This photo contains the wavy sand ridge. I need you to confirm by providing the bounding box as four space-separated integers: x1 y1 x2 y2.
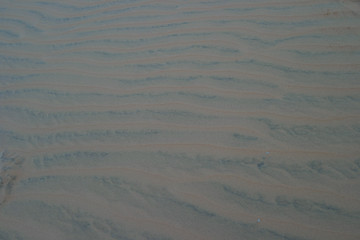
1 0 360 239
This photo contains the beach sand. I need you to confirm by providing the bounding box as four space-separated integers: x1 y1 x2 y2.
1 0 360 239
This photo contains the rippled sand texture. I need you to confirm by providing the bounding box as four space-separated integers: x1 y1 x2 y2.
1 0 360 239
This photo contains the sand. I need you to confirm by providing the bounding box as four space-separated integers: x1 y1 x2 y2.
1 0 360 239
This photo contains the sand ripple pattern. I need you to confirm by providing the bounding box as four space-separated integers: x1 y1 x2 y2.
1 0 360 239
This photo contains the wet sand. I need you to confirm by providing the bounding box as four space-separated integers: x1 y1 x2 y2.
1 0 360 239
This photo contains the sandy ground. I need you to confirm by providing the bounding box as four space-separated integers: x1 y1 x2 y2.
1 0 360 239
